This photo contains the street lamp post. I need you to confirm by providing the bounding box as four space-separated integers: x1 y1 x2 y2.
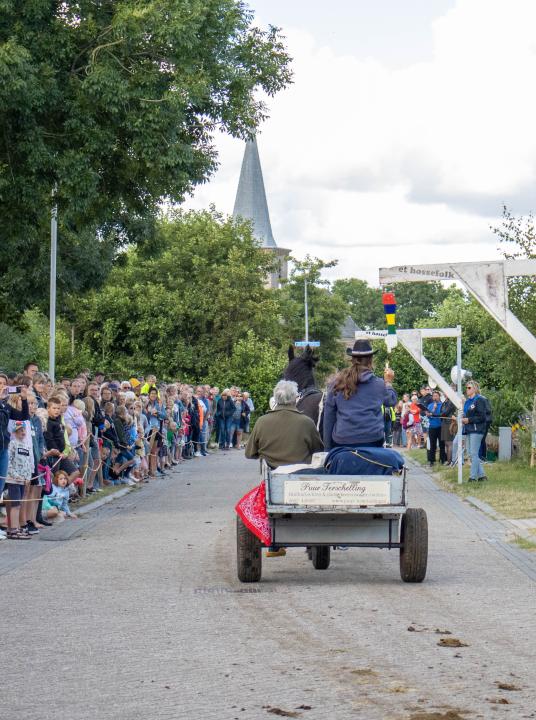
49 201 57 383
304 278 309 344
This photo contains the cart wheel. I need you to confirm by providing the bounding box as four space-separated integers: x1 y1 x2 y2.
400 508 428 583
237 516 262 583
311 545 330 570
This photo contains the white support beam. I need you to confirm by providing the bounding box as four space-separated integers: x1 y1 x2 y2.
379 260 536 364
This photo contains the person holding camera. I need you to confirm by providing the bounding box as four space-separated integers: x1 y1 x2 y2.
0 376 30 524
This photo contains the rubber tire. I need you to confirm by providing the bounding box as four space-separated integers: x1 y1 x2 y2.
400 508 428 583
311 545 330 570
237 516 262 583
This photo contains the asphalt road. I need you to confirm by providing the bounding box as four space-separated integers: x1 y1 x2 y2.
1 450 535 720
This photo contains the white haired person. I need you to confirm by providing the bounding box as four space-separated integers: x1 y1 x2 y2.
238 380 323 558
245 381 323 468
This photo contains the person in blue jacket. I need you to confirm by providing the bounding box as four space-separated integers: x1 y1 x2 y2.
426 390 446 466
323 340 397 450
462 380 488 482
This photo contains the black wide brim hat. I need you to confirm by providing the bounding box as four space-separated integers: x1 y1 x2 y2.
346 339 377 357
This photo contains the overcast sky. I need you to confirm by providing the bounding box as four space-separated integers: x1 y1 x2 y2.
186 0 536 286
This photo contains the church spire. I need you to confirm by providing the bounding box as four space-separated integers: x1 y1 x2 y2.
233 137 277 249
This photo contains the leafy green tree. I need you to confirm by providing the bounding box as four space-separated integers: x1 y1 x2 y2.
279 256 348 380
332 278 384 330
373 342 428 398
493 206 536 333
216 329 285 417
71 209 282 378
0 0 292 313
390 281 450 329
332 278 450 331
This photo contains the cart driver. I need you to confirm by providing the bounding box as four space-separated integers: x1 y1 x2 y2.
323 340 397 450
245 380 323 469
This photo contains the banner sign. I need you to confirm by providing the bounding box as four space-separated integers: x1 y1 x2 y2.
379 264 457 284
283 479 391 506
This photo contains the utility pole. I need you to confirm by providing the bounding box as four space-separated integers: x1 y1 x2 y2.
49 199 57 383
304 278 309 343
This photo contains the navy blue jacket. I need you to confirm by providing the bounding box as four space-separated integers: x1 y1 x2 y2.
463 395 487 434
323 371 397 450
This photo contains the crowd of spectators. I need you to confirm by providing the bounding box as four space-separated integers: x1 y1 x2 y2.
384 381 492 480
0 362 254 541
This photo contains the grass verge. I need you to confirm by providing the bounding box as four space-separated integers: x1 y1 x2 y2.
406 448 536 519
512 534 536 552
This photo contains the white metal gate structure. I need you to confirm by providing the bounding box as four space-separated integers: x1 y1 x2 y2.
354 328 465 484
378 258 536 479
379 260 536 362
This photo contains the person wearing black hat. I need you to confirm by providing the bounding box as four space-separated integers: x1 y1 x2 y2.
323 340 397 450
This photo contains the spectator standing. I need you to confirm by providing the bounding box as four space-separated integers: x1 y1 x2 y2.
479 394 493 461
426 390 446 466
230 392 244 448
145 387 166 476
440 393 457 464
462 380 488 482
3 387 31 473
392 401 403 447
242 392 254 433
5 421 33 539
216 389 235 450
404 394 423 450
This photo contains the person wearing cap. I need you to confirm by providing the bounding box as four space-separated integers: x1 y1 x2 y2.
323 340 397 451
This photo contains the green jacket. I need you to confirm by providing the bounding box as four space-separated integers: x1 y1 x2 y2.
245 405 324 468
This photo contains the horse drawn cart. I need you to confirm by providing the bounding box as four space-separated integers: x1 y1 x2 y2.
236 452 428 584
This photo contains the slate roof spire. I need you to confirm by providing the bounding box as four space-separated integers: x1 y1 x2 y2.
233 137 277 249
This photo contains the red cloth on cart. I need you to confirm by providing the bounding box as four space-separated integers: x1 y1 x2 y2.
235 481 272 546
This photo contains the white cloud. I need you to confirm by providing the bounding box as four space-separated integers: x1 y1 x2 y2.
185 0 536 285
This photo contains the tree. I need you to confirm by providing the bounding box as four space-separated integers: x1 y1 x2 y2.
332 278 384 330
493 205 536 334
279 256 348 380
390 281 450 329
0 0 292 313
217 330 285 417
71 209 283 378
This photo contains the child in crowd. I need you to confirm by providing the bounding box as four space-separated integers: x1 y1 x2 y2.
134 424 149 480
44 396 79 486
43 470 78 520
5 421 34 539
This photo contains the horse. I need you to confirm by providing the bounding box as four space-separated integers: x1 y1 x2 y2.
282 345 324 429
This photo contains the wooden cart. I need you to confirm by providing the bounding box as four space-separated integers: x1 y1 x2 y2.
237 462 428 583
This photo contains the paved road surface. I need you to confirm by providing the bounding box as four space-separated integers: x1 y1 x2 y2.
1 451 535 720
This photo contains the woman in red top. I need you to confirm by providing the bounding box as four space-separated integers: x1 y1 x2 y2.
404 393 423 450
